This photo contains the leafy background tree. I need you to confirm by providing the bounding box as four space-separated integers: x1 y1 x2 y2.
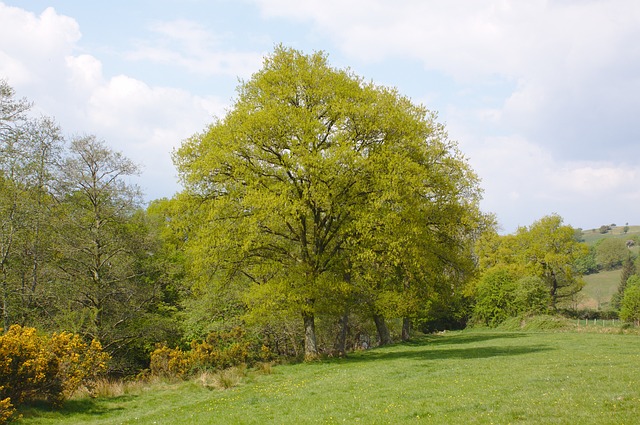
474 214 587 325
50 136 177 371
620 275 640 325
595 238 629 270
0 81 64 330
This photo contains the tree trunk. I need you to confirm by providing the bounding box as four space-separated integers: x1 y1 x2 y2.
2 279 8 333
303 311 318 361
402 317 411 341
335 311 349 357
373 314 392 346
549 269 558 310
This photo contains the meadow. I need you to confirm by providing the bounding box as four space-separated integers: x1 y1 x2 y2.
580 269 621 309
17 327 640 425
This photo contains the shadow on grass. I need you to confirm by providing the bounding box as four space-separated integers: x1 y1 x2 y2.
345 344 551 363
338 332 550 363
19 395 133 421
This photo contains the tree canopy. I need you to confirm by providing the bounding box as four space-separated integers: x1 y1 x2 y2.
475 214 588 313
174 46 487 359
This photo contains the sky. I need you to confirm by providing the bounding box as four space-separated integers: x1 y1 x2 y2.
1 0 639 233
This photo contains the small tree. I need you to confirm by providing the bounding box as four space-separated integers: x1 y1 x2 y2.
620 276 640 325
595 238 628 270
612 256 636 310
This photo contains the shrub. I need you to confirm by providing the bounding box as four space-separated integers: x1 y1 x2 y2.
472 268 518 327
0 325 109 413
149 326 267 380
0 395 16 424
149 345 190 379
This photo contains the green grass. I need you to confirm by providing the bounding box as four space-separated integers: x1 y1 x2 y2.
580 269 621 309
17 329 640 424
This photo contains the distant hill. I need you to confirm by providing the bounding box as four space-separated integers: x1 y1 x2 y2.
577 225 639 311
580 225 640 245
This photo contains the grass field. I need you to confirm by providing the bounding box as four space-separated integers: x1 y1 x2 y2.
17 329 640 425
579 269 621 309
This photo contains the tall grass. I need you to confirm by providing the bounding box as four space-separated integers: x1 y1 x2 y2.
18 329 640 424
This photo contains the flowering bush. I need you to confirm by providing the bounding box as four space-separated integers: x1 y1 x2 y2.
0 395 15 424
149 344 190 379
150 327 270 379
0 324 109 421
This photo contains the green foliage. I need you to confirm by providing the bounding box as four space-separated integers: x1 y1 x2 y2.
599 224 611 234
174 46 485 357
496 315 571 331
49 136 178 373
472 268 518 326
472 269 549 326
574 246 598 275
620 276 640 324
595 238 629 270
0 325 109 415
611 257 636 311
476 214 587 309
0 81 63 331
513 276 551 314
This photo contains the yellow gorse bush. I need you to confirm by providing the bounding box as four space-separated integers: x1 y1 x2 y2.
0 395 15 424
149 344 191 379
0 324 110 423
150 327 262 379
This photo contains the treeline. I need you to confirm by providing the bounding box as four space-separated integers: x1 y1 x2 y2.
0 80 180 374
3 47 640 396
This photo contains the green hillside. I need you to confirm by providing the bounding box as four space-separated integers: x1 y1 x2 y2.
580 269 620 309
577 225 639 310
580 224 640 245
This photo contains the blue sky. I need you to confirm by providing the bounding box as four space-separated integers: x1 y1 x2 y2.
1 0 639 233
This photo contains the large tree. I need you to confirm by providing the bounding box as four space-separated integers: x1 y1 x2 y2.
175 46 484 359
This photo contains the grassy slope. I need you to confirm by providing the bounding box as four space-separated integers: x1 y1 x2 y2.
18 329 640 425
580 269 621 309
577 225 639 309
581 225 640 244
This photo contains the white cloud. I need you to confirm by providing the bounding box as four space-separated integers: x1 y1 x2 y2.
85 75 225 185
254 0 640 157
0 4 226 201
459 134 640 231
126 19 264 78
0 4 80 86
550 164 638 196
